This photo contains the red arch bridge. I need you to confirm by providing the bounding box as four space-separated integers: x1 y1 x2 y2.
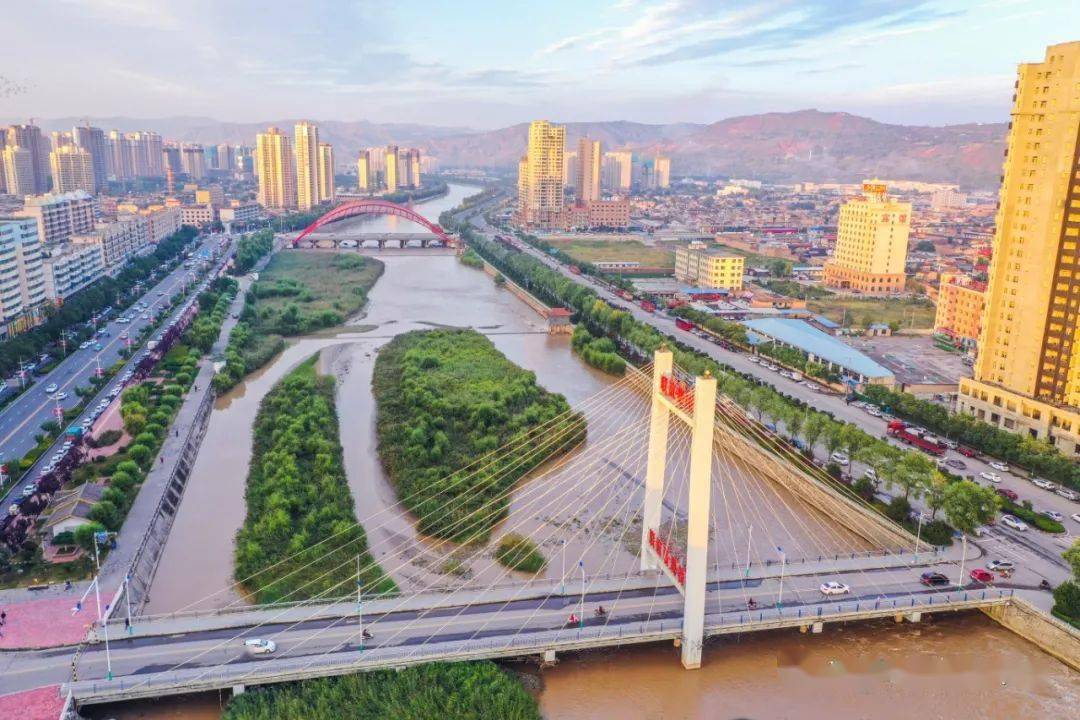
291 199 457 249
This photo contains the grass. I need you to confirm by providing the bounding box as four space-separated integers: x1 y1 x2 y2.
549 239 674 269
495 533 546 573
807 296 937 330
253 251 384 327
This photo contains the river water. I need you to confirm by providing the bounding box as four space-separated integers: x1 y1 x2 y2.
122 184 1078 718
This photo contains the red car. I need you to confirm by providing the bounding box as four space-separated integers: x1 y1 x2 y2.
958 446 978 457
969 568 994 583
996 488 1019 502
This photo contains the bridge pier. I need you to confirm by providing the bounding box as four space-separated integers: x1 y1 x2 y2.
641 349 672 572
232 685 246 695
541 649 558 667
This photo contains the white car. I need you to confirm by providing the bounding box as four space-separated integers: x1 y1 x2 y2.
863 468 877 481
1000 514 1028 531
1057 488 1078 502
1043 510 1065 522
986 560 1015 572
979 471 1001 484
244 638 276 655
989 461 1009 472
866 407 882 417
747 357 759 364
53 391 68 401
820 581 850 596
1071 513 1080 524
830 452 850 466
1032 478 1056 491
45 383 58 393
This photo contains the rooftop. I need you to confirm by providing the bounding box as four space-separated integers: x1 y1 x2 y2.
741 317 894 380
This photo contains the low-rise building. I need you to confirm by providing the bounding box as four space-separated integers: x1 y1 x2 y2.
181 203 216 227
141 206 182 243
934 276 985 349
674 246 745 291
71 216 148 268
195 185 224 206
219 202 260 224
40 483 105 540
16 190 96 245
41 242 107 302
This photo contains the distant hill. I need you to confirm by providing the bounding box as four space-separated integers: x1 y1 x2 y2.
13 109 1006 188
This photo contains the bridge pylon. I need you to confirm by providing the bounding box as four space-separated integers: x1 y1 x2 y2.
641 347 717 669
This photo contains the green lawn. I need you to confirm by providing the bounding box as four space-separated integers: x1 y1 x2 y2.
550 239 674 268
807 296 937 329
252 251 384 332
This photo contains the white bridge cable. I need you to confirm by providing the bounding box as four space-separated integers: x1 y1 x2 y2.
105 399 656 691
220 412 662 685
163 366 652 616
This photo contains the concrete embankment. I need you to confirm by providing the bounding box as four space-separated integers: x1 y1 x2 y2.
982 596 1080 671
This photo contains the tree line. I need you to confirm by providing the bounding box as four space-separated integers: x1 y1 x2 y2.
373 329 585 542
230 229 274 275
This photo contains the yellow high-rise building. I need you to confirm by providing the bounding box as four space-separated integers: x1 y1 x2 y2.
385 145 399 193
958 41 1080 451
49 145 96 195
317 142 335 202
674 246 744 291
294 121 320 211
255 127 296 209
357 151 371 192
517 120 565 229
823 181 911 295
574 137 601 205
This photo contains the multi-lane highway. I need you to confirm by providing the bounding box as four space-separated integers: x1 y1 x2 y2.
0 235 224 511
465 207 1079 583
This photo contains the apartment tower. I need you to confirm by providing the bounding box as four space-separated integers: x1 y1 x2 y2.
49 145 96 194
255 127 297 209
574 137 601 205
72 125 109 188
6 124 50 193
294 121 320 210
357 150 371 192
317 142 335 202
517 120 566 229
958 41 1080 451
385 145 399 193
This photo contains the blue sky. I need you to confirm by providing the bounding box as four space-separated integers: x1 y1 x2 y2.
1 0 1076 128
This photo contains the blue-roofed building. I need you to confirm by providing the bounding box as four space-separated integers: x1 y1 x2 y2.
742 317 895 387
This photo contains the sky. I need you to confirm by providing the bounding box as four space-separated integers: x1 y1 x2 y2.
0 0 1076 129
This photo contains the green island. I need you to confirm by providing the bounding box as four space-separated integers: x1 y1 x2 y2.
221 662 540 720
571 326 625 375
234 356 394 604
373 329 585 542
215 250 384 392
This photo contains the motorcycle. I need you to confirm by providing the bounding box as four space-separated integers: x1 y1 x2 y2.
594 606 607 618
1039 579 1052 591
567 614 580 627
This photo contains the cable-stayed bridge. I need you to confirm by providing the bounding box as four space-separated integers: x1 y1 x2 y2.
23 350 1020 708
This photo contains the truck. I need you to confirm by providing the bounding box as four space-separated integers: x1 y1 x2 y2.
887 420 946 456
640 300 656 313
568 265 581 275
675 318 695 331
616 289 634 301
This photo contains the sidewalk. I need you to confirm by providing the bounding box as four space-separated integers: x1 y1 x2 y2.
0 685 64 720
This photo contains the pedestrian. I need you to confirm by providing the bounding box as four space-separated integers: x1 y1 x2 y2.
1 610 6 625
160 456 164 465
64 580 72 591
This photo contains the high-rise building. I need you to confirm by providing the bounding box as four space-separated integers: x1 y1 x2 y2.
408 148 421 189
602 150 633 192
516 120 565 229
654 155 671 189
958 41 1080 450
317 142 335 202
107 130 133 181
50 131 74 149
385 145 399 193
934 276 985 350
0 216 47 337
357 150 371 192
72 125 109 189
294 121 320 210
822 181 911 295
49 145 96 194
127 131 164 177
162 145 183 178
17 190 96 246
255 127 296 209
6 124 50 193
216 143 234 172
574 137 601 205
180 144 206 180
2 146 37 197
235 145 253 176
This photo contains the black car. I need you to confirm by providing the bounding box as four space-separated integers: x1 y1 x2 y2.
920 571 950 587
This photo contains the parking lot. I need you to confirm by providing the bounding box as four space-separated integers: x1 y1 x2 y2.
846 334 970 389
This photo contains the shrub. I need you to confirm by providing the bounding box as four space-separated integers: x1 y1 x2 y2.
109 470 135 492
1053 581 1080 620
885 496 912 524
73 522 107 551
495 533 546 573
128 444 152 466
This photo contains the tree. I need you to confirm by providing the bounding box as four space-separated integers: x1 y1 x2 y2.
783 408 805 444
941 480 999 534
73 522 107 552
854 442 899 489
802 413 830 455
923 471 949 520
888 452 935 500
1064 540 1080 580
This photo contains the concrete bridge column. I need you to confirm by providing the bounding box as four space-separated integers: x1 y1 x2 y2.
681 371 717 670
641 349 673 571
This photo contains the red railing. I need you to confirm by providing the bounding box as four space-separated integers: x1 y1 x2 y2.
647 528 686 586
659 373 694 413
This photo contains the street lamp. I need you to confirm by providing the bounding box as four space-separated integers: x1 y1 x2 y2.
957 533 968 590
776 546 786 608
579 560 585 629
913 513 925 563
744 525 753 578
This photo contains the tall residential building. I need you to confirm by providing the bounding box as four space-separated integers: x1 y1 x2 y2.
385 145 399 193
107 130 134 180
822 181 911 295
516 120 565 229
2 146 37 197
216 143 234 172
408 148 421 189
6 124 50 193
317 142 335 202
654 155 671 189
294 121 320 210
180 144 206 180
162 145 183 177
357 150 371 192
128 131 164 177
602 150 633 192
574 137 601 205
674 246 745 291
17 190 96 246
49 145 96 194
72 125 108 189
50 131 74 149
958 41 1080 450
255 127 296 209
0 216 47 337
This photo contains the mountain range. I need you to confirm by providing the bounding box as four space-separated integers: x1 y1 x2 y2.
9 110 1007 189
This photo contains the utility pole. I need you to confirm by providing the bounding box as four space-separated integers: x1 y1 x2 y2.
92 532 113 681
578 560 585 629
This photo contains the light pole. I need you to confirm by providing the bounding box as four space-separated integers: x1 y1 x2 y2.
579 560 585 629
560 539 566 595
356 554 364 650
744 525 753 577
92 532 113 681
957 534 968 590
913 514 925 563
776 546 786 608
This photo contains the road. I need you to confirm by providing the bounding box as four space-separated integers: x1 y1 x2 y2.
0 235 225 513
0 555 1021 698
465 209 1079 583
